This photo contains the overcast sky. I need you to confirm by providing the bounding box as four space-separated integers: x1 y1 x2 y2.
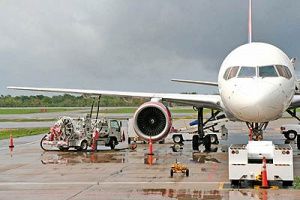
1 0 300 96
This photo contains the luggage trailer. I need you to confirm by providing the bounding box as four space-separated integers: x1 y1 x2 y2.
229 141 293 187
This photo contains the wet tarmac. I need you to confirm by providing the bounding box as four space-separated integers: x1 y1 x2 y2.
1 118 300 199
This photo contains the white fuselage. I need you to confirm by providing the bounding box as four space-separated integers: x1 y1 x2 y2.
218 42 296 123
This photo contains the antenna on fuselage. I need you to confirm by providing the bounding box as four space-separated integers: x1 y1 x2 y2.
248 0 252 43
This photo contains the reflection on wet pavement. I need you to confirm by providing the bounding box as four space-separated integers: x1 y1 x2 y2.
142 189 222 200
41 151 126 164
192 152 221 163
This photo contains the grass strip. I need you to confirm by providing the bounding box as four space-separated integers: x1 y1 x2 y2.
0 127 49 140
0 108 78 115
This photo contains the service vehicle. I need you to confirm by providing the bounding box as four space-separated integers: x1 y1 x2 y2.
170 160 189 177
40 115 125 151
229 141 293 187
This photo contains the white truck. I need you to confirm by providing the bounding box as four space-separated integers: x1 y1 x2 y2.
40 116 126 151
229 141 293 187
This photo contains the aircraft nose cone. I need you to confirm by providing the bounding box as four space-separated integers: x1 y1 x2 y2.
228 79 284 122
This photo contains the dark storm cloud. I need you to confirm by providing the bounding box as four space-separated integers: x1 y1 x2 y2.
1 0 300 95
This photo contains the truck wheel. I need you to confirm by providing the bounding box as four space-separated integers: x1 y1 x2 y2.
192 135 199 151
80 140 88 151
285 131 297 140
210 134 218 144
58 146 69 151
110 138 116 150
186 169 189 177
282 181 293 187
170 169 174 177
173 135 183 144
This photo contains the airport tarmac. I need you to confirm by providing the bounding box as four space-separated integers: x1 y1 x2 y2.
1 118 300 199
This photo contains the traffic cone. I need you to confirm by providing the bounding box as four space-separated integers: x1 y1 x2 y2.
260 157 269 189
9 134 14 148
148 137 154 155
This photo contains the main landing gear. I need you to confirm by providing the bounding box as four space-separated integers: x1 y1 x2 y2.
192 107 225 151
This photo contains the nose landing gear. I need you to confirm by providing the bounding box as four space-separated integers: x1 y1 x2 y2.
246 122 268 141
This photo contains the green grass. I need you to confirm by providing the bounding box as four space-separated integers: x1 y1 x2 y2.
0 118 56 122
0 127 49 140
0 108 78 115
294 176 300 189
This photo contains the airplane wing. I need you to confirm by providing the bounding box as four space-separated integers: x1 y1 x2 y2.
290 95 300 108
171 79 218 87
7 86 222 110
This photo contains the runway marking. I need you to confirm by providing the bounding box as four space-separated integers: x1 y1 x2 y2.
0 181 230 186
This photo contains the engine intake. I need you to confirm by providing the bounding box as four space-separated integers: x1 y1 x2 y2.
133 102 172 141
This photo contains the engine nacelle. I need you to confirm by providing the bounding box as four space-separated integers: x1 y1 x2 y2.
133 102 172 142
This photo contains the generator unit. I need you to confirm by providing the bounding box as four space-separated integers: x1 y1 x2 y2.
229 141 293 186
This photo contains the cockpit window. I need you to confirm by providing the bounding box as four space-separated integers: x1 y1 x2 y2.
228 66 239 79
223 68 231 80
258 65 278 77
238 67 256 78
275 65 292 79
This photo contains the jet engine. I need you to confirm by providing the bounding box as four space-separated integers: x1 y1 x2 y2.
133 102 172 142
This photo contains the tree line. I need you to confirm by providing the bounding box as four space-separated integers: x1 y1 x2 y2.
0 95 146 107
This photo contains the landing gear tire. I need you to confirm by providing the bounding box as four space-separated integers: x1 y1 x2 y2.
170 169 174 177
210 134 218 144
192 135 200 151
40 134 48 151
204 135 211 151
284 131 297 140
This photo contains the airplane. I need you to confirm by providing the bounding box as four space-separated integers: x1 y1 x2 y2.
7 0 300 151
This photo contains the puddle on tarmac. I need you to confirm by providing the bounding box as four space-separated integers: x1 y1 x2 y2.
192 152 221 164
141 189 222 200
41 151 126 164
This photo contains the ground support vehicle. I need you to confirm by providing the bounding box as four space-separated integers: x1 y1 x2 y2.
40 115 125 151
170 160 189 177
229 141 293 187
280 124 299 140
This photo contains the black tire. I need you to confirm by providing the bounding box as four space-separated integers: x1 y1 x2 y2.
285 131 297 140
40 134 48 151
297 135 300 150
159 139 165 144
173 135 183 144
80 140 88 151
110 138 116 150
231 180 240 187
192 135 199 151
170 169 174 177
282 181 293 187
186 169 189 177
204 135 211 151
128 137 131 144
58 146 69 151
210 134 218 144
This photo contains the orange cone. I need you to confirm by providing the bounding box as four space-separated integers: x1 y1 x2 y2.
9 134 14 148
261 157 269 188
148 138 154 155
